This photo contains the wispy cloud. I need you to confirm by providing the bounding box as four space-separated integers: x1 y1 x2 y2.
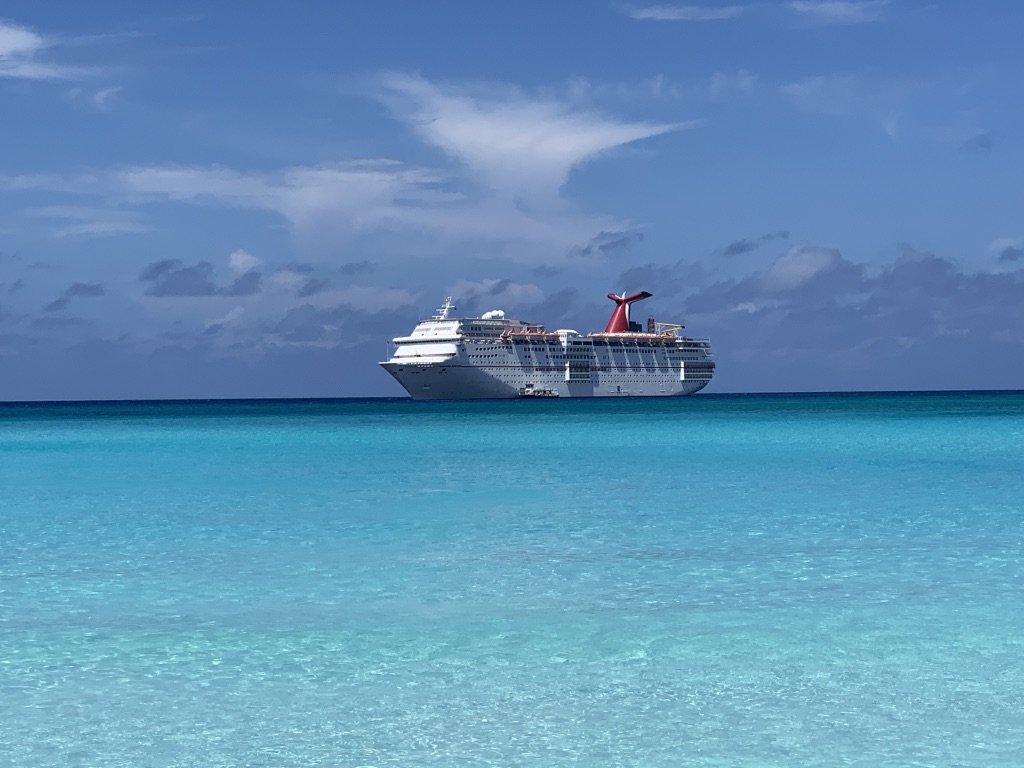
786 1 888 24
0 19 92 79
21 205 150 238
5 163 631 257
378 72 689 202
623 4 746 21
6 73 690 261
65 85 122 111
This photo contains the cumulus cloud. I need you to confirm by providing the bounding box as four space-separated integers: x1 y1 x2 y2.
624 4 746 21
228 248 260 275
762 245 846 291
673 244 1024 390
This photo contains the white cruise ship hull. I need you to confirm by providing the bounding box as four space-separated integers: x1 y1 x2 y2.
381 360 711 400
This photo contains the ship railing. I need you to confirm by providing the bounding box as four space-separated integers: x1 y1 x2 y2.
502 329 559 339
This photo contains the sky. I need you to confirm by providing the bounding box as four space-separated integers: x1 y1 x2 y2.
1 1 1023 399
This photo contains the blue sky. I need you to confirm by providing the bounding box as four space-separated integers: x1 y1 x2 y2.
2 1 1022 399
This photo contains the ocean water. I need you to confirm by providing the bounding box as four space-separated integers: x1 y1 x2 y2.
2 392 1023 767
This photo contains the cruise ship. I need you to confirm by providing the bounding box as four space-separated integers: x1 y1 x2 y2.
380 291 714 400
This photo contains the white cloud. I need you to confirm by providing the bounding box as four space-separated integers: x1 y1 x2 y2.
624 4 746 21
0 19 90 79
101 162 463 239
379 72 688 202
228 249 260 275
5 73 688 262
66 85 122 111
762 245 841 291
5 162 628 258
20 204 149 238
0 20 44 56
786 1 888 24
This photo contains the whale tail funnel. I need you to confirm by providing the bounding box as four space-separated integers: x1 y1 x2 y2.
603 291 652 333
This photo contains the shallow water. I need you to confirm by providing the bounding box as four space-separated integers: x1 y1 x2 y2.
2 393 1023 766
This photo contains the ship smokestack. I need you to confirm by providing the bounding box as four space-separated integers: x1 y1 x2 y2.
603 291 652 333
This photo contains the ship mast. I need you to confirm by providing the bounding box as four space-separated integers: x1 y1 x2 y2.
432 297 456 320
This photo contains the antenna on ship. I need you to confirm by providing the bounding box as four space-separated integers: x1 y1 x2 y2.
433 297 456 320
603 291 652 333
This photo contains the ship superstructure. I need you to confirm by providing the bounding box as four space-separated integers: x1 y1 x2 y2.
380 292 714 400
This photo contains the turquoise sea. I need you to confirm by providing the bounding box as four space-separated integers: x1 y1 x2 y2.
2 393 1023 767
